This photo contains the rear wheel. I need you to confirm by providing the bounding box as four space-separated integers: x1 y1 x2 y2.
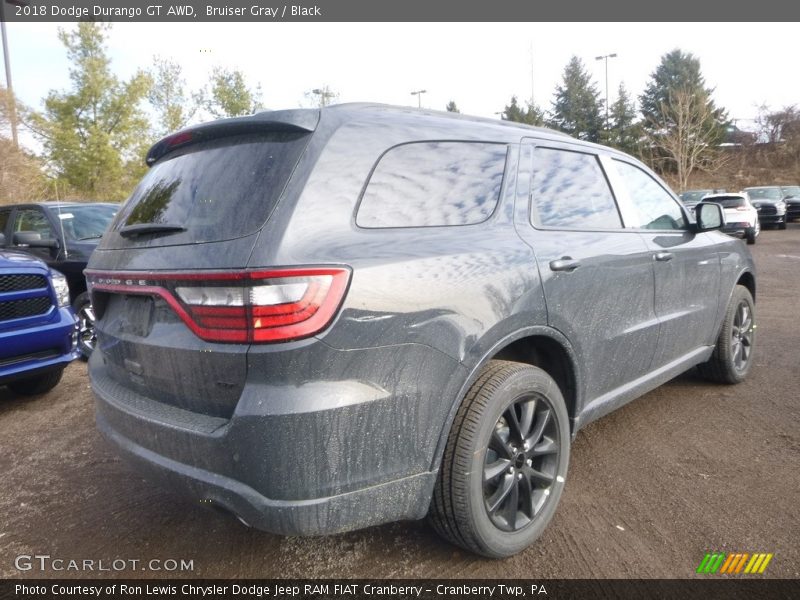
746 227 756 245
429 360 570 558
8 369 64 396
698 285 755 384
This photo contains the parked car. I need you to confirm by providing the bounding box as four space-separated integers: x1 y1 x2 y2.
87 104 756 558
779 185 800 222
742 186 787 229
679 189 715 208
0 247 79 395
701 193 760 244
0 202 119 357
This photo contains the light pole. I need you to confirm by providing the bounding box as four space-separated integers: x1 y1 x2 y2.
410 89 427 108
595 53 617 132
311 86 336 108
1 0 27 149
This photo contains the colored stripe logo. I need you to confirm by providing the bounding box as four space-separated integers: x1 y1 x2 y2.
697 552 773 574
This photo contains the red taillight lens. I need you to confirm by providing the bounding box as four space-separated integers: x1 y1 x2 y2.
86 267 351 343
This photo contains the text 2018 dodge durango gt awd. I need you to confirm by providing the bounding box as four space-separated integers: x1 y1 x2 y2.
87 104 756 558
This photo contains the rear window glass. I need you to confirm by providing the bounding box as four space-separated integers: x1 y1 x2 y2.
713 197 746 208
113 132 309 245
356 142 507 228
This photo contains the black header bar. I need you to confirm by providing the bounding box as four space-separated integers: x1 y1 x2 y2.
1 0 798 22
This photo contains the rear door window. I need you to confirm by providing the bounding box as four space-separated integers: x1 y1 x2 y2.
111 132 310 246
530 147 622 229
356 141 507 228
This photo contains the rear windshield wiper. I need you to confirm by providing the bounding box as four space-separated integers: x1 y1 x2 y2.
118 223 187 238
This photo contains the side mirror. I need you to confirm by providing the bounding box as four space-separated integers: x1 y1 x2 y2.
13 231 59 249
695 202 725 231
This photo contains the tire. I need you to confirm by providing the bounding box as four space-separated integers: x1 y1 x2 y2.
745 227 756 245
8 369 64 396
72 292 95 359
697 285 755 384
428 360 570 558
778 218 787 230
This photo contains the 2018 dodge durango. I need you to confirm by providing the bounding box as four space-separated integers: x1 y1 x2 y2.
87 104 756 558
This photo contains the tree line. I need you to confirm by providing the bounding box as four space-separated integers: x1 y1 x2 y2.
1 23 798 203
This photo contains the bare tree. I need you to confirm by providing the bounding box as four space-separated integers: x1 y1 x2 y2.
645 87 726 190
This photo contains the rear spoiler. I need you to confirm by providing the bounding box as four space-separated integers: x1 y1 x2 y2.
145 109 320 166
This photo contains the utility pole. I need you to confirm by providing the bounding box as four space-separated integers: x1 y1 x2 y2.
530 42 535 108
311 86 336 108
1 0 26 149
595 53 617 132
410 89 427 108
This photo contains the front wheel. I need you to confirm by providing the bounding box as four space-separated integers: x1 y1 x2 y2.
778 218 787 230
72 292 95 359
428 360 570 558
697 285 755 384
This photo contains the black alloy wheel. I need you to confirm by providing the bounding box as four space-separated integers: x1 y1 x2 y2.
483 393 561 532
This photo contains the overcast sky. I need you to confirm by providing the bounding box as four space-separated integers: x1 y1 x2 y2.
5 21 798 149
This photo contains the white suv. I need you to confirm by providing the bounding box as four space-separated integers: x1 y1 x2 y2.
702 193 760 244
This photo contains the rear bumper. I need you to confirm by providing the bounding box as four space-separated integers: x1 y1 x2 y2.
90 340 463 535
0 307 79 384
721 223 751 237
96 410 435 535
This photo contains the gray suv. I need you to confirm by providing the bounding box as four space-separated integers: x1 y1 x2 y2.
87 104 756 558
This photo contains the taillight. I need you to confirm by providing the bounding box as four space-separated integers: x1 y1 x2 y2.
86 267 350 343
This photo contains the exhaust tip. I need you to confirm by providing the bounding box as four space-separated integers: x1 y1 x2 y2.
199 498 251 528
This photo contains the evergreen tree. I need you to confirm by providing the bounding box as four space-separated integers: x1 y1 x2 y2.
445 100 460 113
30 23 151 199
549 56 603 142
608 83 641 155
501 96 544 126
639 49 726 140
639 50 728 186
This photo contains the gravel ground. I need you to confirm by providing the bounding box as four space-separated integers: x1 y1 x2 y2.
1 224 798 579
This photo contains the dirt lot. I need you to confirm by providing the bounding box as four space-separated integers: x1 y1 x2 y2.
1 225 799 580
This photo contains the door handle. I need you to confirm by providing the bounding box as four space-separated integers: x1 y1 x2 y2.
654 251 674 262
549 257 581 272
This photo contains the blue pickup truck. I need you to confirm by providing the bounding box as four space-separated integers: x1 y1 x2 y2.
0 246 79 395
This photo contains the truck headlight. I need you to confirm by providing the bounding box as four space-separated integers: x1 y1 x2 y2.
50 269 71 308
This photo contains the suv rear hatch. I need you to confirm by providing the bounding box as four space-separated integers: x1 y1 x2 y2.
88 111 317 419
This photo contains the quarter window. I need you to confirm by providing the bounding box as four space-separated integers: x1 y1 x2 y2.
357 142 507 228
530 147 621 229
613 160 687 230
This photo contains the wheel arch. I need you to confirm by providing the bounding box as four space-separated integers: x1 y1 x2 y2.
431 326 582 472
737 270 756 302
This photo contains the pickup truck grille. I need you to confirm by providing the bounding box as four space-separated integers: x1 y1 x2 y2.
0 274 48 293
757 205 777 216
0 296 52 322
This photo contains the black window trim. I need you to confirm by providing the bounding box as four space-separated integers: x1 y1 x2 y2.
353 139 510 231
